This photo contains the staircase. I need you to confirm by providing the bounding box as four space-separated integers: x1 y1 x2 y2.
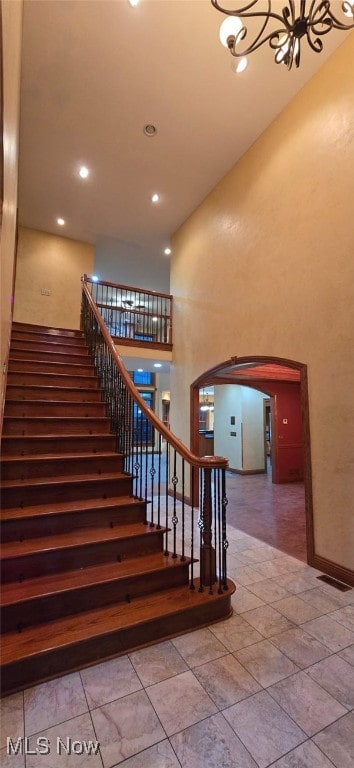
0 322 233 696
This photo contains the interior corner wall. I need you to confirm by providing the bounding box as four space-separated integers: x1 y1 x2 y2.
14 227 94 330
214 385 265 472
170 34 354 573
0 0 23 429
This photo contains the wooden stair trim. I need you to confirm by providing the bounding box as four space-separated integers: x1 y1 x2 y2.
1 495 145 521
12 322 83 335
1 553 191 607
1 451 123 464
1 580 235 666
1 522 166 560
1 470 131 491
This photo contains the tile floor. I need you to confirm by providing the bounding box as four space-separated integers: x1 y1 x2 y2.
1 523 353 768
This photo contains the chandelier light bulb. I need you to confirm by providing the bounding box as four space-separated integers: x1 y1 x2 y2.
219 16 242 48
151 193 160 203
236 56 248 73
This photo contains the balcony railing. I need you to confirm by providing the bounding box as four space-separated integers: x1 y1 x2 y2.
83 275 172 349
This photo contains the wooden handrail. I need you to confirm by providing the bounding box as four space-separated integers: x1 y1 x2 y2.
83 274 172 301
82 280 227 471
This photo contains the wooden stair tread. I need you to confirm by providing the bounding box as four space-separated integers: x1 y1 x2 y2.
5 385 101 393
4 399 103 406
2 433 112 443
1 451 122 464
1 580 234 666
1 495 141 520
1 471 130 489
1 522 165 559
1 553 190 606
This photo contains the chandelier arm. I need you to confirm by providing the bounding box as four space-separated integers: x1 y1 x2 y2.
210 0 286 27
306 27 324 52
322 0 354 29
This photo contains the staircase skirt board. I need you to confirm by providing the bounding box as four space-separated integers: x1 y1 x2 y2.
1 322 234 695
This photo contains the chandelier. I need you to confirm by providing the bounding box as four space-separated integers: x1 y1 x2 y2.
211 1 354 70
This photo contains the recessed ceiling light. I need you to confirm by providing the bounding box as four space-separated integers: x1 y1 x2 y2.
144 124 157 137
91 275 99 282
154 363 162 368
137 368 144 372
151 193 160 203
79 166 90 179
164 247 171 255
128 0 139 6
57 217 65 226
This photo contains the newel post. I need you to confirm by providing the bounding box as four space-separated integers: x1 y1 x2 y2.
200 467 216 590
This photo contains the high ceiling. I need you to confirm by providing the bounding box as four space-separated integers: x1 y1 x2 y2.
18 0 350 264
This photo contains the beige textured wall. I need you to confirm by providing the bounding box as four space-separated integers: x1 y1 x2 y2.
14 228 94 330
171 35 354 573
1 0 23 426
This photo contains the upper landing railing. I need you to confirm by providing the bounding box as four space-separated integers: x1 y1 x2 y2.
83 275 172 349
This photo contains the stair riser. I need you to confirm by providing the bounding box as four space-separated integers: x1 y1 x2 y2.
9 360 94 375
1 475 132 508
1 566 189 633
5 386 103 402
1 594 232 696
11 332 85 347
4 401 106 417
1 455 124 481
10 349 90 364
3 418 111 435
12 324 83 339
1 531 164 582
1 504 146 542
7 372 98 388
1 435 117 455
11 341 87 355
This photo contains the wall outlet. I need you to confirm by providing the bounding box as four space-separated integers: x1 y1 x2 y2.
41 288 51 296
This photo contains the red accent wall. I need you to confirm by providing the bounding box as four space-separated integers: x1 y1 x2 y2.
232 378 304 483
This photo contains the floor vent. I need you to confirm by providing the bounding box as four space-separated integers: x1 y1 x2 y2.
317 574 352 592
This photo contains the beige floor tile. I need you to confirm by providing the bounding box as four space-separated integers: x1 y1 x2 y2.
26 713 101 768
299 587 349 614
313 712 354 768
80 655 142 709
116 740 180 768
24 673 88 737
193 654 260 708
338 644 354 666
242 605 295 637
171 627 227 667
223 689 306 768
247 579 291 603
91 689 165 768
209 614 264 651
328 606 354 632
272 595 323 625
129 640 188 686
229 566 265 586
271 739 335 767
0 747 25 768
170 712 258 768
235 639 299 687
231 587 264 613
268 670 347 736
252 560 292 579
145 670 217 737
0 692 24 750
275 571 321 594
301 616 354 652
271 627 332 668
307 655 354 710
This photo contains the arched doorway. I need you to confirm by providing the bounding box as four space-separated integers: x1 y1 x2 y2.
191 356 314 565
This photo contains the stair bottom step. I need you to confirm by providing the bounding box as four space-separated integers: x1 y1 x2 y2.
1 579 235 696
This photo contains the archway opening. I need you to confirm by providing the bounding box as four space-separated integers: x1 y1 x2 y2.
191 357 313 565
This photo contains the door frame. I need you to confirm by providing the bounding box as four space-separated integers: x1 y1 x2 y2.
190 355 314 566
